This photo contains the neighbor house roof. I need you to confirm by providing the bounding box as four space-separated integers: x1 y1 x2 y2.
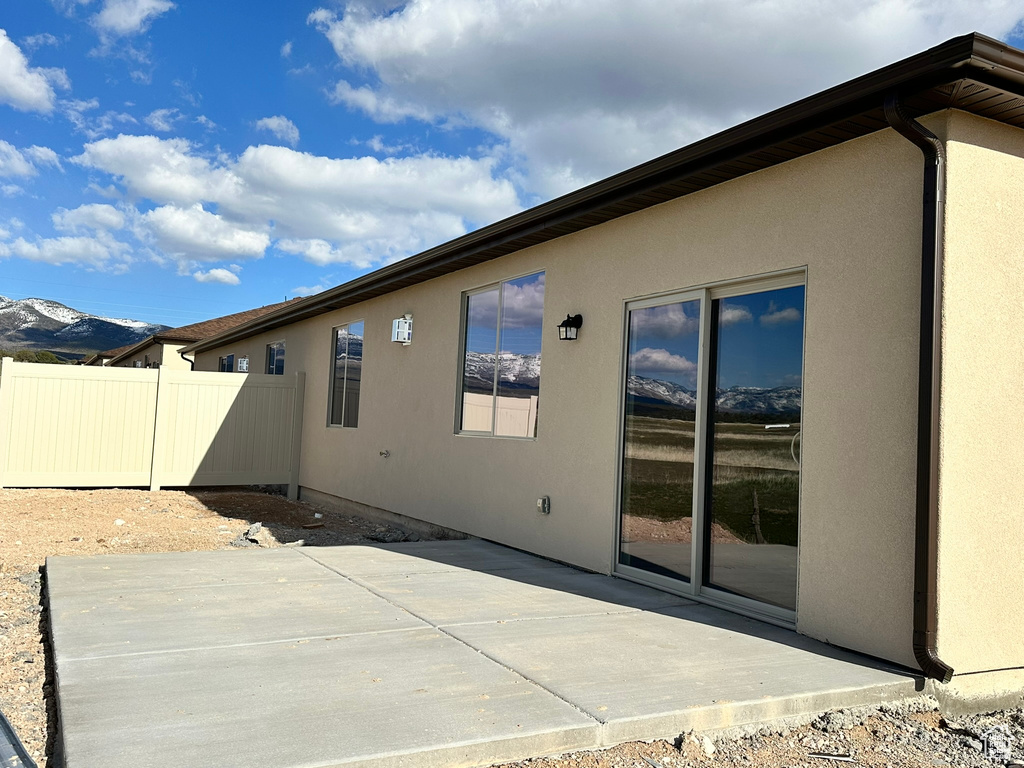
182 32 1024 356
83 343 138 366
109 299 300 366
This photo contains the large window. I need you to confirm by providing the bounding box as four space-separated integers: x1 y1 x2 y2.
458 272 544 437
329 321 363 428
266 341 285 375
218 354 234 372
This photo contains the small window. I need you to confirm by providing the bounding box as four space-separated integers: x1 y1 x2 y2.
329 321 363 427
237 356 249 373
266 341 285 375
133 360 142 369
218 354 234 372
458 271 544 437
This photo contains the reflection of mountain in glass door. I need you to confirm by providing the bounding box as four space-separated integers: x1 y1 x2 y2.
703 285 804 611
619 298 702 583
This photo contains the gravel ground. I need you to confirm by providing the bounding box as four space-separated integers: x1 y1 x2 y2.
2 487 1022 768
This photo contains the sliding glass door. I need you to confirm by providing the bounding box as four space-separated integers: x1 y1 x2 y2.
617 274 805 621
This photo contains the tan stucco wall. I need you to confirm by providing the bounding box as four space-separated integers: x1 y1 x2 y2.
937 111 1024 679
111 341 189 370
198 123 937 668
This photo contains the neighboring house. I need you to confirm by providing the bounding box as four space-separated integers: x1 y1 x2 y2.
98 301 298 371
81 343 136 366
181 34 1024 711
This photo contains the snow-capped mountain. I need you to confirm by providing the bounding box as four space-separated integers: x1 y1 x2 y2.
462 350 541 393
627 374 801 415
0 296 168 355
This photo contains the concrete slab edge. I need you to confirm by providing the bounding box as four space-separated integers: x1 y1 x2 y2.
596 678 924 745
43 558 68 768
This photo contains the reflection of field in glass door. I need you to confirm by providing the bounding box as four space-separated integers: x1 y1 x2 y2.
705 285 804 612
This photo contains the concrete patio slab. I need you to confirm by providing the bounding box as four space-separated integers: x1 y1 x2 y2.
48 539 921 768
56 628 600 768
445 604 920 743
301 538 565 577
47 547 328 596
50 577 427 659
351 567 695 625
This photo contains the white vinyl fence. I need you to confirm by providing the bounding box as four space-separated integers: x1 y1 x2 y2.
0 358 305 497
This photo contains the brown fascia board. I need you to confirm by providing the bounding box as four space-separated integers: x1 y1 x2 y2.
184 33 1024 356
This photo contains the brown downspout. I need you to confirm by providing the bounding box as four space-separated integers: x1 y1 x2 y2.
883 94 954 684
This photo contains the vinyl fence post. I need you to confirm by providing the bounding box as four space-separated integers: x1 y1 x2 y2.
287 371 305 501
149 365 169 492
0 358 14 489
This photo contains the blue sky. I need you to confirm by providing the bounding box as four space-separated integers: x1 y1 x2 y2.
2 3 1022 328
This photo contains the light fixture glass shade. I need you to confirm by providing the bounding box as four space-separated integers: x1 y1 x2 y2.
557 314 583 340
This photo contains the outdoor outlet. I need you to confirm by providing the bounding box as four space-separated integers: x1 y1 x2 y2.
537 496 550 515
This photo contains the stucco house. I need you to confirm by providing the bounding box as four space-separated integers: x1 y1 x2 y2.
96 300 298 370
181 34 1024 711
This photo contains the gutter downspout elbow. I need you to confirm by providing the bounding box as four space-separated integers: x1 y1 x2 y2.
883 94 954 685
179 350 195 371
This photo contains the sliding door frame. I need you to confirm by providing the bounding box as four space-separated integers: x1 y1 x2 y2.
613 267 806 628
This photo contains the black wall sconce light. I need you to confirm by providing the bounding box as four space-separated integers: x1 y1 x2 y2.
557 313 583 341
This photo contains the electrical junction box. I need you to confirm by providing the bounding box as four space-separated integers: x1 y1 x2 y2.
392 315 413 345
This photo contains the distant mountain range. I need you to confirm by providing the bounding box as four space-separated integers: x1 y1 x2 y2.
628 374 801 416
0 296 168 356
460 351 800 415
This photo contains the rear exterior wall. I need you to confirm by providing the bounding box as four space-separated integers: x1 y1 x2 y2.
197 122 931 668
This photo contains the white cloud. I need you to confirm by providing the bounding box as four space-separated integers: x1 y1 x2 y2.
291 283 327 296
92 0 174 37
310 0 1024 199
22 33 61 50
144 107 183 132
1 184 23 197
141 203 270 260
0 141 62 178
720 304 753 325
195 115 217 130
192 267 240 285
630 347 697 378
0 232 131 270
760 306 802 326
52 203 125 232
0 29 67 113
280 41 292 58
63 99 139 139
0 141 39 177
255 115 300 147
632 303 699 338
72 134 520 270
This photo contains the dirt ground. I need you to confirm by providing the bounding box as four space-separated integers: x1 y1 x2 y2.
2 487 1022 768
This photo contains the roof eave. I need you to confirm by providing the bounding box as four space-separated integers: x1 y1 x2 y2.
184 32 1024 355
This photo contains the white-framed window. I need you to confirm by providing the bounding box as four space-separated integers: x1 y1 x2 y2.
328 321 363 428
266 340 285 375
218 354 234 372
237 356 249 372
457 271 544 438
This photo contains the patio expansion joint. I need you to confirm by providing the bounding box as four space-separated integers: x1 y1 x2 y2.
294 548 607 729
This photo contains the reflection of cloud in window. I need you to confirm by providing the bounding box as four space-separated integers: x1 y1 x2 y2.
632 303 698 337
720 303 753 325
760 302 801 326
468 288 499 325
501 272 545 329
630 347 697 383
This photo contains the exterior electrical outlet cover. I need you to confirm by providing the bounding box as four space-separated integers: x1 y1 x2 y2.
537 496 550 515
392 317 413 345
